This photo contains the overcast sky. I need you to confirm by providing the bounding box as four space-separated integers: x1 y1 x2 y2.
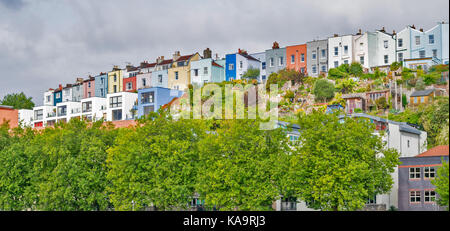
0 0 448 105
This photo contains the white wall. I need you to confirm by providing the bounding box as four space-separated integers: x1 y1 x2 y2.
106 92 138 121
328 35 354 69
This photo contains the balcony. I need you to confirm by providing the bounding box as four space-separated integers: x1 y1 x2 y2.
47 112 56 118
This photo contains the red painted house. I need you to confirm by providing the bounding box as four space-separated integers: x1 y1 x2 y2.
286 44 307 74
123 76 137 92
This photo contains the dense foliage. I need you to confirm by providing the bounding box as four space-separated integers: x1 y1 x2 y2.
0 111 401 211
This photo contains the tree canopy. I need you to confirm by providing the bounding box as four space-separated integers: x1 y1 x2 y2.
0 92 35 109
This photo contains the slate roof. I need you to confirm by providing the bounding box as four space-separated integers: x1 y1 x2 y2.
239 53 261 62
339 113 424 135
411 89 435 97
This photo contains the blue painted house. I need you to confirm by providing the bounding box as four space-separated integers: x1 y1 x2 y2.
137 87 184 118
225 49 261 81
94 73 108 98
53 87 62 106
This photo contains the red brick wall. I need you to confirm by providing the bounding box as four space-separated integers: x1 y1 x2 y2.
0 107 18 128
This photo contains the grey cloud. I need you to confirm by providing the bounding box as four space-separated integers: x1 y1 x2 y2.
0 0 26 10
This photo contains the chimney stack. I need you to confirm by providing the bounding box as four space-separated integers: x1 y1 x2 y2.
419 28 423 32
357 29 362 35
333 34 339 37
203 48 212 59
59 84 62 90
272 41 280 49
173 51 181 61
76 78 84 83
411 24 416 29
392 30 396 35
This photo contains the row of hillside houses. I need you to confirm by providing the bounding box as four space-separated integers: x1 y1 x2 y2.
13 22 449 128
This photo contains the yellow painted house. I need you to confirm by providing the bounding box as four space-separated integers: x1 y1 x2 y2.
108 66 123 94
168 52 201 90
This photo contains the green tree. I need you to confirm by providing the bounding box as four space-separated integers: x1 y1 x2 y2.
375 97 388 110
290 112 400 211
312 79 335 102
349 62 363 77
335 78 358 94
107 113 205 210
242 68 260 80
415 78 426 91
28 119 116 211
0 92 35 109
390 62 402 72
432 160 449 210
420 97 449 147
196 119 289 210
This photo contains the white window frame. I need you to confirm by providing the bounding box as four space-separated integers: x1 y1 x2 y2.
424 167 436 179
409 167 421 179
410 191 421 204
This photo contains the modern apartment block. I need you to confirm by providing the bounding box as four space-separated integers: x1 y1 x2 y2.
106 91 138 121
306 39 328 77
81 97 107 122
398 145 449 211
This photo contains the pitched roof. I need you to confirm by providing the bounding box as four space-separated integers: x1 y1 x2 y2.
140 62 157 68
416 145 449 157
239 53 260 62
176 54 194 62
212 61 223 68
342 93 366 99
411 89 435 97
158 59 173 65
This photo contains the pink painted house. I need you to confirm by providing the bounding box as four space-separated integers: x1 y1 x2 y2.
83 76 96 98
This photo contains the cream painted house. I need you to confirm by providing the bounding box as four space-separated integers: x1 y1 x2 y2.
168 52 201 91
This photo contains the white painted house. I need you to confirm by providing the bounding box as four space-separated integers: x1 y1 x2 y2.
250 52 267 83
81 97 107 122
106 92 138 121
43 89 55 106
367 29 396 69
328 34 355 69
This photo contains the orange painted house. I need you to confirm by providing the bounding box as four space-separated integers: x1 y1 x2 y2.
285 44 307 74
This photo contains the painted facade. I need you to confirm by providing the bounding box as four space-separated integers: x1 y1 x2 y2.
285 44 307 74
137 87 184 118
306 39 328 77
190 58 225 86
328 34 354 70
43 89 55 106
123 76 137 92
83 77 96 99
72 79 84 102
108 66 123 94
367 30 396 69
94 73 108 98
168 52 201 90
396 23 449 67
398 146 449 211
225 50 261 81
249 52 266 82
265 43 286 76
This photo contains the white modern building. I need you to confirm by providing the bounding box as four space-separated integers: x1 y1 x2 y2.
106 92 138 121
32 105 56 128
56 101 82 123
18 109 34 127
81 97 107 122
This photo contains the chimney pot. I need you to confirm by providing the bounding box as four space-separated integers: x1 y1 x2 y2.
334 34 339 37
420 28 423 32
